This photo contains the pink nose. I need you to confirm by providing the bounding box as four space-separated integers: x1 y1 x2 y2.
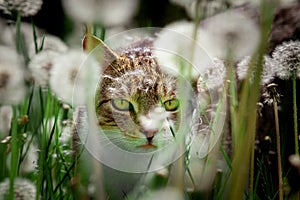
144 130 157 144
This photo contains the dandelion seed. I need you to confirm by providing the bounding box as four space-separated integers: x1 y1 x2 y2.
272 40 300 80
197 58 226 90
62 0 139 27
49 49 101 106
0 46 26 105
0 105 13 139
237 55 277 85
0 177 37 200
28 50 60 86
0 0 43 17
197 9 260 61
28 34 69 59
153 20 212 78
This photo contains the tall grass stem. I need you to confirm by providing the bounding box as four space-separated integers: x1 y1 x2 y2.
292 73 298 155
273 93 283 200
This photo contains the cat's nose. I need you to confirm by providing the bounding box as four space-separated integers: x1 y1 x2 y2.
144 130 157 143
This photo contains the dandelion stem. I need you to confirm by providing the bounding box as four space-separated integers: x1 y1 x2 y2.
228 60 238 147
273 93 283 200
293 72 298 155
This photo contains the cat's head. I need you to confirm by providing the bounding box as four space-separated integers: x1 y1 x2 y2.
84 35 183 150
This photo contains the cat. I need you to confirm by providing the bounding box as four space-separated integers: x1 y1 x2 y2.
80 34 198 154
71 33 222 199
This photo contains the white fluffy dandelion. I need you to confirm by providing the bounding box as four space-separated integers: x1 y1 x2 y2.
0 0 43 17
28 34 69 59
62 0 139 27
272 40 300 80
197 9 260 61
289 154 300 173
49 49 101 106
153 20 212 78
237 55 277 85
197 58 226 91
0 177 37 200
0 46 26 105
28 50 60 86
0 105 13 139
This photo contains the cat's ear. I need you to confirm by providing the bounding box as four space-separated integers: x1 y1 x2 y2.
82 34 119 66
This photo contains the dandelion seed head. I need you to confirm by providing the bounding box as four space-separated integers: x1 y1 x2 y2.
237 55 277 85
289 154 300 174
0 0 43 17
197 58 226 91
272 40 300 80
28 50 60 86
0 177 37 200
0 105 13 139
62 0 139 27
153 21 212 78
289 154 300 167
49 49 101 106
0 46 26 105
198 9 260 61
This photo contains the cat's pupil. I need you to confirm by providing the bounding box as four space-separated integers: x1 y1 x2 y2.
163 99 179 111
111 99 134 112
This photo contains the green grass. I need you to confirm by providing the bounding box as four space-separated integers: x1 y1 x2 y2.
0 1 300 200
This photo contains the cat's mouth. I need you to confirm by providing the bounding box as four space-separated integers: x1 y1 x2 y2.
138 143 157 149
123 130 158 148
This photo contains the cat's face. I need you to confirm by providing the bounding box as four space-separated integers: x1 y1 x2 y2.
95 45 181 149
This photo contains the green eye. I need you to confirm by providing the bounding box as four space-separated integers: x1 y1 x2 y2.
111 99 134 111
163 99 180 111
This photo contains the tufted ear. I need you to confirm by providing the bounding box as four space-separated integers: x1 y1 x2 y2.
82 34 119 67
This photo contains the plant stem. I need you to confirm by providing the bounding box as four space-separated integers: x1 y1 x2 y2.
273 93 283 200
293 72 298 155
16 12 22 54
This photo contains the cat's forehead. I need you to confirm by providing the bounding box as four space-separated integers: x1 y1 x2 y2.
99 39 177 99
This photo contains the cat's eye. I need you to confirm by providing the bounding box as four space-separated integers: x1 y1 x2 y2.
111 99 134 112
163 99 180 111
